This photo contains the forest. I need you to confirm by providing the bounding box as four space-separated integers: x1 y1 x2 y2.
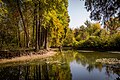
0 0 69 51
0 0 120 52
0 0 120 80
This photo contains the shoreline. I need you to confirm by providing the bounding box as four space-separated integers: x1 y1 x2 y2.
77 50 120 54
0 50 57 64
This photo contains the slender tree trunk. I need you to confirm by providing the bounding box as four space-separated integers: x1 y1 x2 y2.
32 7 35 48
25 4 30 48
17 24 21 47
17 0 29 48
24 31 26 47
38 1 41 49
40 27 45 48
27 26 30 48
35 3 39 51
38 21 41 49
44 29 48 50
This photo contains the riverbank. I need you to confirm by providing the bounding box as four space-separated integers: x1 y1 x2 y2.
77 50 120 54
0 50 57 64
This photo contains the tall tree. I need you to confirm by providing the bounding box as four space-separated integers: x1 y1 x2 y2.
0 0 70 51
16 0 29 48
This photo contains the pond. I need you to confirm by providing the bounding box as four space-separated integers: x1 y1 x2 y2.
0 50 120 80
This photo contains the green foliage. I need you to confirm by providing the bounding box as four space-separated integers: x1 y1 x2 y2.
0 0 69 50
69 20 120 51
0 0 119 51
74 32 120 51
108 33 120 50
63 29 75 47
0 0 8 21
85 0 120 22
104 18 120 34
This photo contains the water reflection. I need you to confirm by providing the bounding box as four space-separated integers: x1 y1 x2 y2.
0 63 72 80
71 51 120 80
0 51 120 80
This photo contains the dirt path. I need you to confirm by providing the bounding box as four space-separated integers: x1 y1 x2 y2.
0 50 57 64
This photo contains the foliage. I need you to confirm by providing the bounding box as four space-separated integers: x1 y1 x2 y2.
70 20 120 51
104 17 120 34
63 29 75 47
85 0 120 22
0 0 69 50
83 0 120 50
0 0 120 51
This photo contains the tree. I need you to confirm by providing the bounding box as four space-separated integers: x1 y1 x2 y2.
0 0 7 21
104 17 120 34
84 20 91 27
17 0 30 48
0 0 20 49
0 0 69 51
85 0 120 22
63 28 75 47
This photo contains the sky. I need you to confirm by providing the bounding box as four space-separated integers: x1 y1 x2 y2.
68 0 91 28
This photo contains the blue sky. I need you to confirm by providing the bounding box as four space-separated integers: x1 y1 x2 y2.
68 0 91 28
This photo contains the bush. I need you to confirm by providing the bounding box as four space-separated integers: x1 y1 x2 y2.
108 33 120 51
74 33 120 51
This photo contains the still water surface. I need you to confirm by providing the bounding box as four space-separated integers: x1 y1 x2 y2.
0 50 120 80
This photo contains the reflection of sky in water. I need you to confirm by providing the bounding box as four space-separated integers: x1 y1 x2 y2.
0 51 120 80
70 60 118 80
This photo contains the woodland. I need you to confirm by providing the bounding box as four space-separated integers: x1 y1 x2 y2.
0 0 120 52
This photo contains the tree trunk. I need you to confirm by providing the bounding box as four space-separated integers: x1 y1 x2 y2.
38 1 41 49
40 27 45 48
17 24 21 47
17 0 29 48
25 4 30 48
44 29 48 50
24 31 26 47
32 7 35 48
35 3 39 51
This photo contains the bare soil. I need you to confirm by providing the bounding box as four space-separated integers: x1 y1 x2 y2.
0 50 57 64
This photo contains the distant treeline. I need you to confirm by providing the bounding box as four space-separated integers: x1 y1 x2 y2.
63 19 120 51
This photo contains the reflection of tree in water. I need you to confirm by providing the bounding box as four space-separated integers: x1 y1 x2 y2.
0 66 20 80
0 51 120 80
74 52 96 73
95 63 103 72
74 52 87 67
0 51 73 80
48 62 72 80
45 52 73 80
86 64 94 72
73 51 120 79
0 62 72 80
105 64 120 80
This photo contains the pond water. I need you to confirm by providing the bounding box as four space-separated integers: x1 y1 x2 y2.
0 50 120 80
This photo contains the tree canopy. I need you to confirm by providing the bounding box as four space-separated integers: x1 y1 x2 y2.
85 0 120 23
0 0 69 50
